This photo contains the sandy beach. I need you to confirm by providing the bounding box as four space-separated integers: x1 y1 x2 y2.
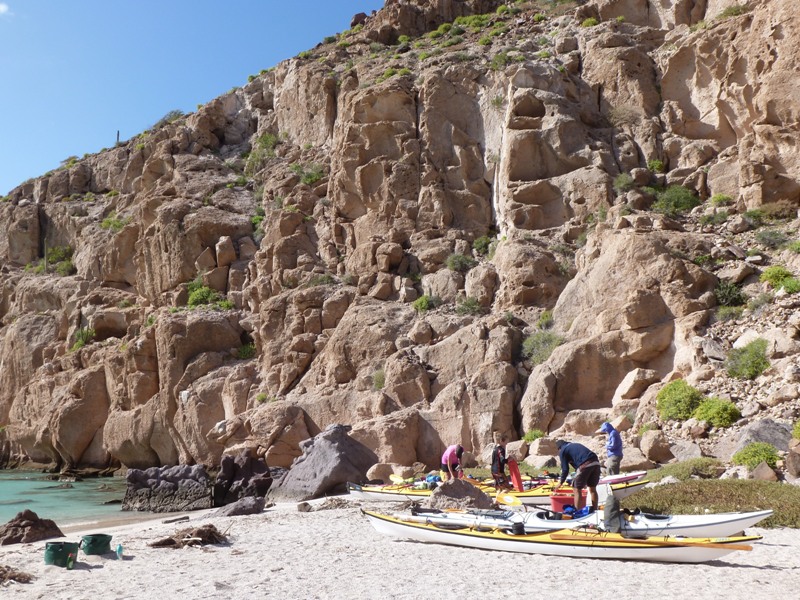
1 499 798 600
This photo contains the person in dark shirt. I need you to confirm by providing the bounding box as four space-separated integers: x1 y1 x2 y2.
553 440 600 511
491 434 510 489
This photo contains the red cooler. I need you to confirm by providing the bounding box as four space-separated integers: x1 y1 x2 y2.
550 489 587 512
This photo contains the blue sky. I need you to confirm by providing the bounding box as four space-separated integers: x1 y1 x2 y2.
0 0 384 195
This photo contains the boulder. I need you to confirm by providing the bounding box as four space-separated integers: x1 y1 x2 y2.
749 462 779 482
669 440 704 462
640 430 674 464
732 419 793 454
213 496 266 517
420 478 494 510
122 465 212 512
212 448 273 507
0 510 64 545
620 447 654 471
786 447 800 478
267 424 377 502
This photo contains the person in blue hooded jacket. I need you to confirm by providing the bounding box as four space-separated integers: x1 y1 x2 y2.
599 421 623 475
553 440 600 511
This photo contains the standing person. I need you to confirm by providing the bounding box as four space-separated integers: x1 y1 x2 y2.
552 440 600 511
441 444 465 481
599 421 623 475
491 434 510 489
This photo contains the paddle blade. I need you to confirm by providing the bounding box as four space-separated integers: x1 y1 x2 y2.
496 492 521 506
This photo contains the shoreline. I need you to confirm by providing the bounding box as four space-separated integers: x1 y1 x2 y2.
2 500 799 599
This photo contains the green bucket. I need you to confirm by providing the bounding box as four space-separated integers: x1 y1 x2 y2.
44 541 80 568
81 534 113 555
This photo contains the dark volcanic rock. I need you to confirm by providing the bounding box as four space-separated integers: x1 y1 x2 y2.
213 448 273 507
0 510 64 545
122 465 211 512
267 424 377 502
213 496 266 517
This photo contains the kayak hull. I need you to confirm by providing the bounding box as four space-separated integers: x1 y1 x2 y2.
400 507 773 538
363 510 760 563
348 479 649 506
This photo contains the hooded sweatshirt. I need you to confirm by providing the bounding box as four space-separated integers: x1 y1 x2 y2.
601 422 623 458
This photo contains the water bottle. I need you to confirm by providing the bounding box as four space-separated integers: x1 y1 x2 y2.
115 544 123 560
66 553 75 570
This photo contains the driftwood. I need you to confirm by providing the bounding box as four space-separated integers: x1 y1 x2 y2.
149 524 228 549
0 565 34 584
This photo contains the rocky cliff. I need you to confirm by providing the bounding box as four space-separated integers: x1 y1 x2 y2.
1 0 798 474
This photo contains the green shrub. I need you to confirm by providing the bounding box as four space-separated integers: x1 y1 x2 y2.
446 253 476 272
373 368 385 390
522 429 545 443
787 241 800 253
101 212 128 232
188 285 219 307
533 14 546 23
699 210 729 226
537 310 554 330
715 305 744 322
456 297 482 315
652 186 700 217
55 260 75 277
656 380 703 421
781 277 800 294
747 292 773 312
755 228 788 249
732 442 779 470
256 393 269 404
473 235 492 256
760 265 793 289
643 457 722 482
718 4 750 19
289 163 324 185
726 338 769 380
710 194 733 206
613 173 634 192
714 280 746 306
152 109 184 130
237 343 256 359
490 52 511 71
522 331 564 365
647 159 665 173
638 423 655 436
581 17 599 27
692 397 741 428
413 294 441 312
71 327 95 352
245 133 281 175
793 420 800 440
744 209 765 227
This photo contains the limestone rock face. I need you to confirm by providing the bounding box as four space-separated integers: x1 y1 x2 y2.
1 0 800 476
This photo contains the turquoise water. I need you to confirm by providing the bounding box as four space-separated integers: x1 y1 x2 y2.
0 471 130 527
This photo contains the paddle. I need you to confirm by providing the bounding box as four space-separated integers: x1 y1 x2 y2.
548 533 754 551
495 492 522 507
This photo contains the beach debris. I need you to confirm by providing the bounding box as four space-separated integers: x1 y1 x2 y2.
149 524 228 549
0 565 34 584
310 497 354 511
0 510 64 545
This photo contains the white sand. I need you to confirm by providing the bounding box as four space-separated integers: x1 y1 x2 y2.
1 499 798 600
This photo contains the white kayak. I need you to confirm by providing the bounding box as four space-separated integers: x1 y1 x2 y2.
398 506 773 538
363 510 761 564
